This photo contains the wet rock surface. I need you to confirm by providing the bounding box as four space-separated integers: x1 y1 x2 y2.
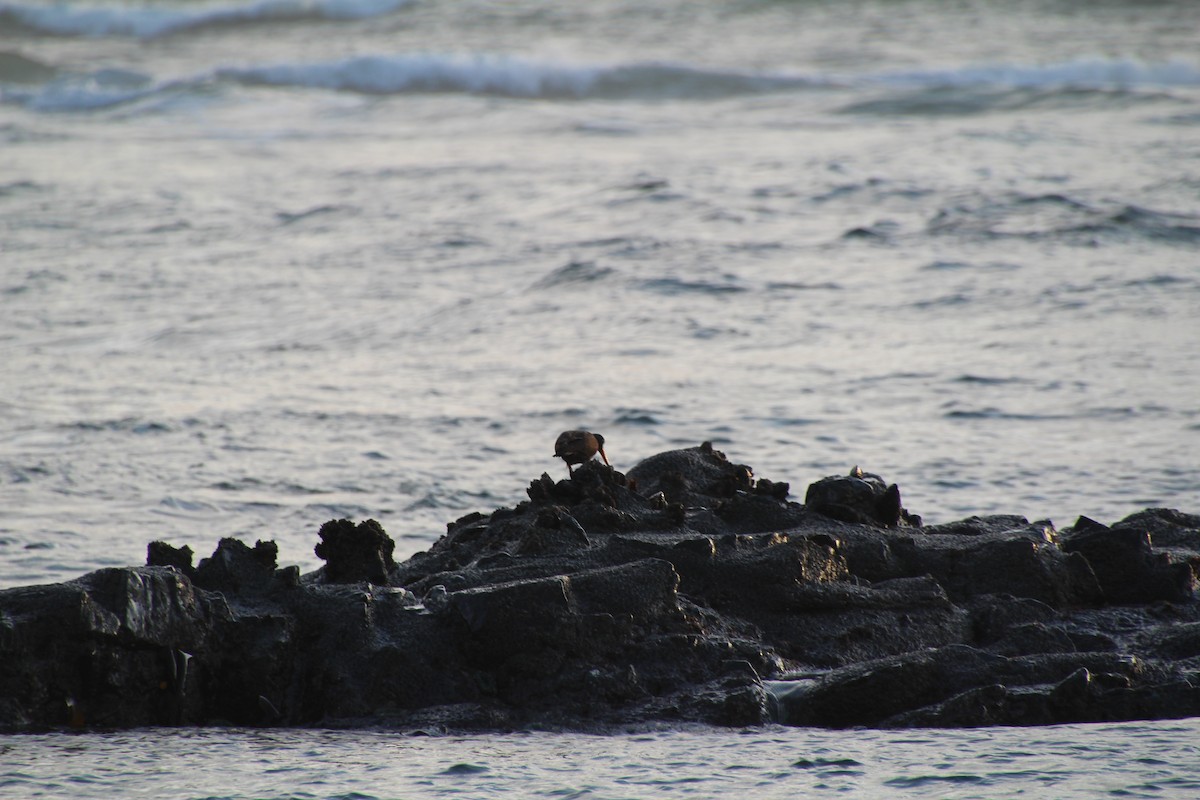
3 443 1199 732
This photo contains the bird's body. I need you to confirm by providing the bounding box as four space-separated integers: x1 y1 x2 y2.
554 430 609 476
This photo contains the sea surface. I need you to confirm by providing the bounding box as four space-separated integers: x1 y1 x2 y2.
2 0 1200 794
3 721 1200 800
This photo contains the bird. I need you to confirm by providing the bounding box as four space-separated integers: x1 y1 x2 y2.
554 430 609 476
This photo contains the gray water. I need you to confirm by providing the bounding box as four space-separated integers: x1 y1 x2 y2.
3 0 1200 791
3 0 1198 589
3 722 1200 799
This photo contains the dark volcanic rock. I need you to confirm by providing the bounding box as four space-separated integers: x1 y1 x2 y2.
194 537 289 595
147 541 195 577
887 521 1100 606
770 644 1198 728
314 518 397 584
805 467 920 527
625 441 753 506
1062 513 1197 603
2 445 1199 733
0 566 228 729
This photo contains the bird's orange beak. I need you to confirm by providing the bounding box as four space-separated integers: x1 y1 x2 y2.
599 447 610 466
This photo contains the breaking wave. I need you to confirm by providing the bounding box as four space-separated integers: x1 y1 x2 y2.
201 55 1200 102
216 54 812 99
0 53 818 111
0 64 162 111
3 51 1198 113
876 58 1200 91
840 58 1200 115
0 0 410 39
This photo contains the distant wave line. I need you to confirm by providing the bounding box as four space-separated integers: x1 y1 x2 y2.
143 54 1200 97
0 0 411 39
215 54 816 99
4 52 1200 113
873 58 1200 91
0 54 824 111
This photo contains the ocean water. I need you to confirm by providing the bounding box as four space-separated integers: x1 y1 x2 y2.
3 722 1200 799
2 0 1200 790
3 0 1198 588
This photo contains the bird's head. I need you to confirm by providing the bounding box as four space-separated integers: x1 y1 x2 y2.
594 433 610 465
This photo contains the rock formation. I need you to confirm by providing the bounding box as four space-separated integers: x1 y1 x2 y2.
2 444 1198 732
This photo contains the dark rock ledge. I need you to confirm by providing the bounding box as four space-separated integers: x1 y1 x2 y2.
3 443 1199 732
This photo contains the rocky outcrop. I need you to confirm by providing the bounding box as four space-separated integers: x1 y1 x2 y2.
2 443 1198 732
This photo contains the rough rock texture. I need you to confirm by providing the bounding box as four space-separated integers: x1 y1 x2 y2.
2 443 1199 732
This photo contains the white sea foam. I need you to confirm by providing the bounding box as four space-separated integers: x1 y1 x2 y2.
0 0 410 38
220 55 1200 101
220 53 608 98
218 53 813 99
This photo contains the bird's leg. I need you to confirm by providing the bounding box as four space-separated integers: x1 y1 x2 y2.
567 463 574 477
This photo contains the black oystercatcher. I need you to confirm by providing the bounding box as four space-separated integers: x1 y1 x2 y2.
554 430 609 476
